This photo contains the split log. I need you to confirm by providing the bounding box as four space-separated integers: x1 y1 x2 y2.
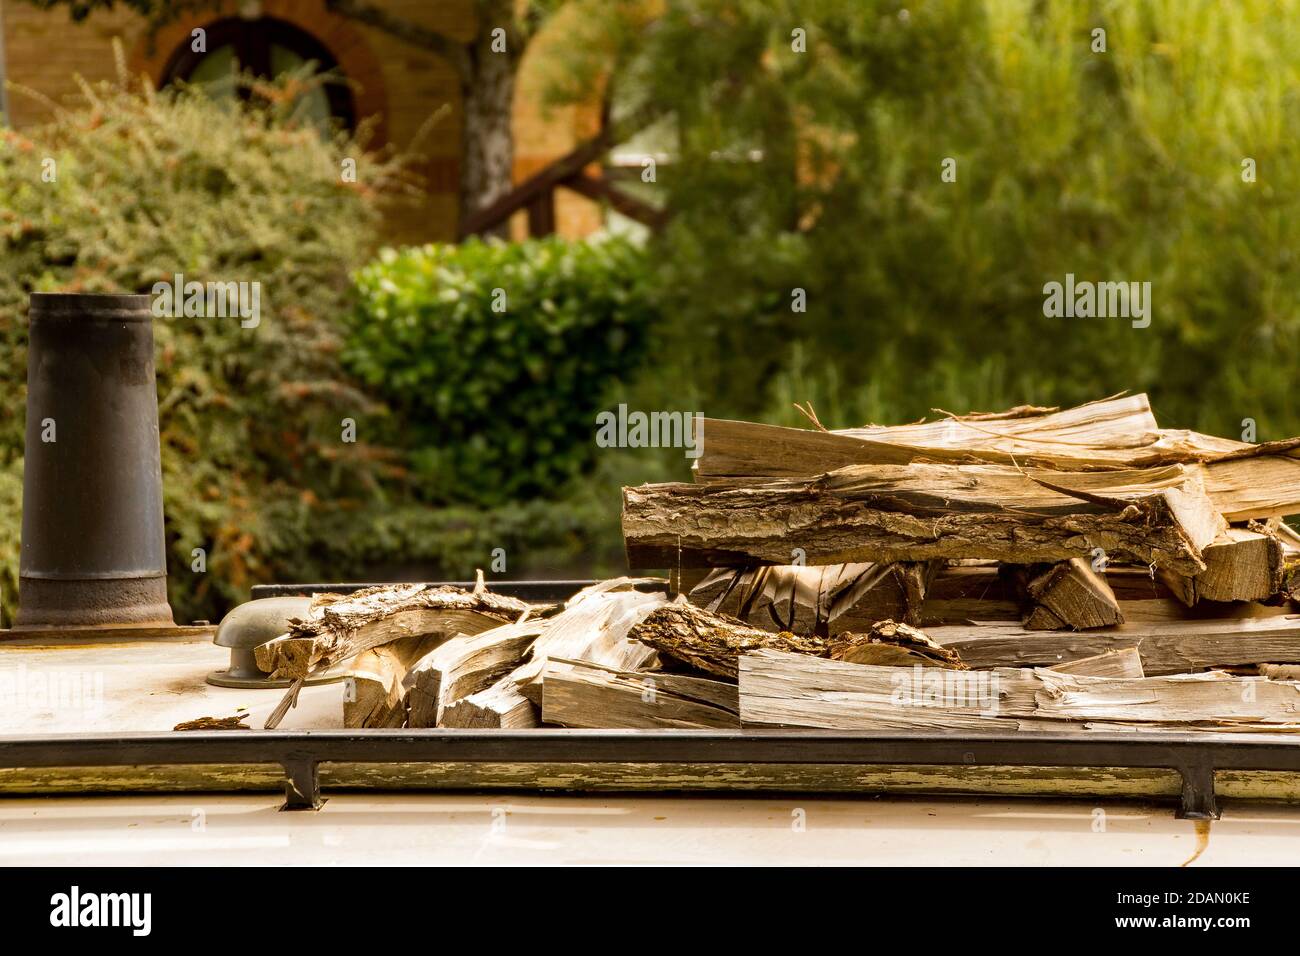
925 615 1300 675
440 681 539 729
739 650 1034 731
344 634 446 729
1158 528 1284 606
256 582 533 729
1096 566 1292 625
540 658 739 729
1048 647 1145 678
688 561 935 634
739 649 1300 731
405 619 545 728
513 580 668 703
255 584 532 680
919 562 1282 627
1204 455 1300 521
438 579 669 728
1120 599 1294 626
1022 558 1123 630
624 462 1222 574
695 394 1162 478
696 394 1300 520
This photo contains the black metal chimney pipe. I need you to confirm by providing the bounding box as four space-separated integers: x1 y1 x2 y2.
16 293 175 628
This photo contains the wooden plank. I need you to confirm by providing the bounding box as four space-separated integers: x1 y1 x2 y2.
1048 647 1145 678
926 615 1300 674
624 462 1222 573
738 648 1300 731
695 394 1162 478
566 171 668 229
540 658 738 729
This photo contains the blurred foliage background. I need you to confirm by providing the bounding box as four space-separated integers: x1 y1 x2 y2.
580 0 1300 433
1 0 1298 623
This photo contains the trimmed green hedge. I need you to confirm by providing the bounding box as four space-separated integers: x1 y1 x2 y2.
343 237 657 507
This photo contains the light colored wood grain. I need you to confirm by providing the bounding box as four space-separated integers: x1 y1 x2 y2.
344 633 445 728
540 658 738 729
1048 647 1145 678
1160 528 1284 605
405 619 545 728
739 648 1300 731
1024 558 1123 630
439 579 669 728
927 615 1300 674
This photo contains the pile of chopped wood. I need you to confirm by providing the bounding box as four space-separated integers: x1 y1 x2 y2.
263 394 1300 735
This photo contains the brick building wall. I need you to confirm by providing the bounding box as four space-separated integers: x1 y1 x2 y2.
0 0 602 243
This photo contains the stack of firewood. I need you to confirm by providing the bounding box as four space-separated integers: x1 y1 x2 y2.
260 394 1300 734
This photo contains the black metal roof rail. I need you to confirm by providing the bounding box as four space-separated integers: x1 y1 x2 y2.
3 728 1300 818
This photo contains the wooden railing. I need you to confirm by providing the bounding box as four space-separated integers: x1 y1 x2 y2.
459 120 666 239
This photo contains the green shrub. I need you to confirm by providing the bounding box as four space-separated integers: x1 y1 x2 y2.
0 56 410 623
343 236 656 506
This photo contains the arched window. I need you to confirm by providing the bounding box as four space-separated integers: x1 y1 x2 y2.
162 17 355 132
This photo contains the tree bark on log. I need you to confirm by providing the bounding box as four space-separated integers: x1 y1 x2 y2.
827 620 967 669
627 602 842 680
255 584 532 680
623 463 1222 574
